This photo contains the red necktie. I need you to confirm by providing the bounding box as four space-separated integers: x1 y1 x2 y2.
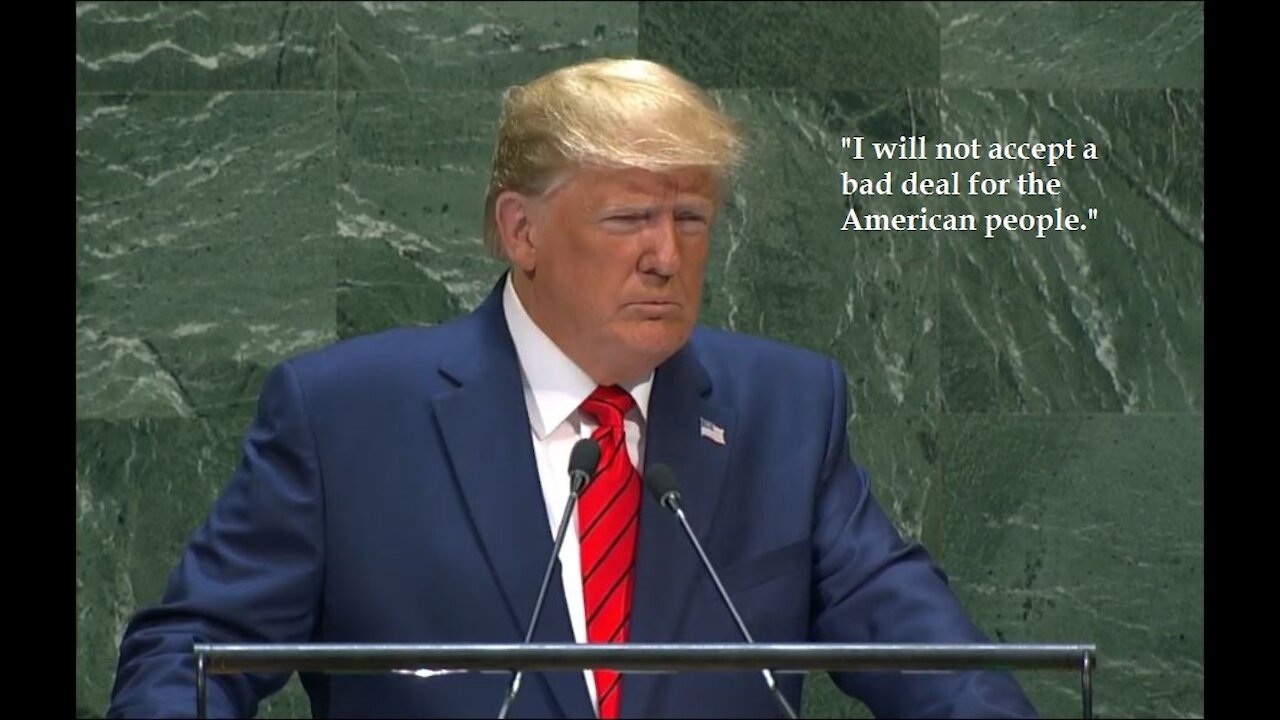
577 385 642 719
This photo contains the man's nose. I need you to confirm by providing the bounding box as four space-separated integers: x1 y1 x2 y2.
639 215 681 277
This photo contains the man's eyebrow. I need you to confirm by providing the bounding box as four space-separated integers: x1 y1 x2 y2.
674 199 714 212
597 203 654 213
597 201 712 215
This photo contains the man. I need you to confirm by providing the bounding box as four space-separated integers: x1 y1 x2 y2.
109 58 1036 718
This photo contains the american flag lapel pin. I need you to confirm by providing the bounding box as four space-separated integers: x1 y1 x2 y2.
699 417 726 446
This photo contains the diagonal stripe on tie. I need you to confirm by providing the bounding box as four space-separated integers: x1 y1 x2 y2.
605 613 629 644
583 504 637 589
586 563 633 627
598 675 623 705
583 507 639 584
580 458 630 539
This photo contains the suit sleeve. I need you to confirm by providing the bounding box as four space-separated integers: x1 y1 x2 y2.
108 361 326 719
809 358 1038 718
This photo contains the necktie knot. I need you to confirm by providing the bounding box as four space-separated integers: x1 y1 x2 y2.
580 385 635 429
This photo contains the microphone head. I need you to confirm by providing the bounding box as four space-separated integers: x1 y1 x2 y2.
643 463 683 512
567 438 602 493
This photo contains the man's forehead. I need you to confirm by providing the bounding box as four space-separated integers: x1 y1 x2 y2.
580 166 718 198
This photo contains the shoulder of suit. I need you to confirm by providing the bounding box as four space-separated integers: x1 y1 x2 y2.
688 325 837 380
275 319 470 389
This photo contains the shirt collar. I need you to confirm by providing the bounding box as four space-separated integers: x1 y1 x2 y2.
503 273 652 440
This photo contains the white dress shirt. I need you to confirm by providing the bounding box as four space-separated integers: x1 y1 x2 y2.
501 274 653 714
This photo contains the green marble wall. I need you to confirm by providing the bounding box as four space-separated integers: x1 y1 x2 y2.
76 2 1203 718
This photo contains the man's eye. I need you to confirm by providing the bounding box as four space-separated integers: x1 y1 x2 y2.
603 214 649 228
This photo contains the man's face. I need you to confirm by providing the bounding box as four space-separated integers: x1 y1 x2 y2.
513 166 718 385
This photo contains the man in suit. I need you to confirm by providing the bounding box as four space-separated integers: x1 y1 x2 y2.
109 58 1036 718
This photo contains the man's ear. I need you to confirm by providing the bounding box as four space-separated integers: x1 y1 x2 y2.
495 190 538 272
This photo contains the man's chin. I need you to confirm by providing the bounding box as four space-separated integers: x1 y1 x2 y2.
619 326 692 365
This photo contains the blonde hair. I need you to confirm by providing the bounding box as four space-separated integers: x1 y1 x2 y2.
482 58 745 259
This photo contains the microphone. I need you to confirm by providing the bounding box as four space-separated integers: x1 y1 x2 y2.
643 464 799 720
496 438 601 719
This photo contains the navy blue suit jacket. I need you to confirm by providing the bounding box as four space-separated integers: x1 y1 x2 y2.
109 278 1036 718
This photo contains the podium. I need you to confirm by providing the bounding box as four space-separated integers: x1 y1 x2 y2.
193 642 1096 718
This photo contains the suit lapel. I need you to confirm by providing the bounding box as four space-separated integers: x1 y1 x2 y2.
623 339 737 719
432 280 594 719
